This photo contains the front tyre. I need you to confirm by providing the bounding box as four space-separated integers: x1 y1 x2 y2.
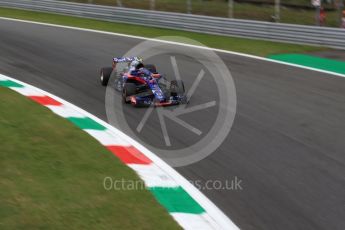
100 67 113 86
170 80 185 96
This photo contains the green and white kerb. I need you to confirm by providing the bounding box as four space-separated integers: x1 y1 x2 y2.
0 74 238 230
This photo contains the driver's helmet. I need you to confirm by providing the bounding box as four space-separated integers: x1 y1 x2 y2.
129 59 144 70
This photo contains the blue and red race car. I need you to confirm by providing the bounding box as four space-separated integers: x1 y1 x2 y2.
100 57 187 107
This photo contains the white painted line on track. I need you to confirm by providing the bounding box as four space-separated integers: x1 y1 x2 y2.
0 16 344 79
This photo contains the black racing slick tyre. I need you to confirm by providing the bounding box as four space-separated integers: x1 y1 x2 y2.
144 64 157 73
122 83 137 104
170 80 185 96
100 67 113 86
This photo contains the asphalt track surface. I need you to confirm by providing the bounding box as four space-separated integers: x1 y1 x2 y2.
1 19 345 230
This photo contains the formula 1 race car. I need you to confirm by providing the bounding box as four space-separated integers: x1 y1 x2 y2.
100 57 187 107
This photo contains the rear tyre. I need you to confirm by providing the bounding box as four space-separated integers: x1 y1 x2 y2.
122 83 137 104
100 67 113 86
145 64 157 73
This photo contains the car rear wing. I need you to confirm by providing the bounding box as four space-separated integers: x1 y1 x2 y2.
112 57 142 63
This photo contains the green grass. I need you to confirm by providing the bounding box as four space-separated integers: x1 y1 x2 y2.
69 0 342 27
0 7 326 57
0 87 180 229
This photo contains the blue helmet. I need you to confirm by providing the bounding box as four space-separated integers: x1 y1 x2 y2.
130 59 144 70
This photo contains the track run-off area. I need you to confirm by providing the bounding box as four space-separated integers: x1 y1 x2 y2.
0 18 345 230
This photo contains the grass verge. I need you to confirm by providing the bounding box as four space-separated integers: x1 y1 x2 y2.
0 7 326 57
0 87 180 229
